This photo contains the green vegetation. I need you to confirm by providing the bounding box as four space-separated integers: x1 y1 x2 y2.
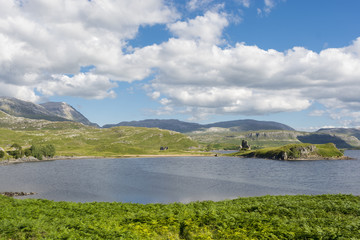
6 143 24 159
0 125 199 159
26 144 56 160
0 143 56 160
0 194 359 239
231 143 344 160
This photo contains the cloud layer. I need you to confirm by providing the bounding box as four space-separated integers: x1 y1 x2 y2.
1 0 360 126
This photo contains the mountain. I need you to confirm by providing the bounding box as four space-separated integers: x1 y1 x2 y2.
0 97 68 122
203 119 295 131
0 97 98 127
103 119 294 132
316 128 360 139
297 134 356 149
103 119 202 133
40 102 99 127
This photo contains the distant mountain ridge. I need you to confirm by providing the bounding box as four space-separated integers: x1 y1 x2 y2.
203 119 294 131
0 97 98 127
103 119 295 132
103 119 202 133
316 128 360 139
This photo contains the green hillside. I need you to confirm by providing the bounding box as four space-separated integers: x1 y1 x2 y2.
231 143 345 160
0 126 200 158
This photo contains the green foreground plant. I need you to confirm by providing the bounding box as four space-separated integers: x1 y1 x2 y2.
0 194 359 239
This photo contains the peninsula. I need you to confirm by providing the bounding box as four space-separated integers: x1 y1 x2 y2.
230 143 349 160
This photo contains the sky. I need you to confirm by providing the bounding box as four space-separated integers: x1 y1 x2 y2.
1 0 360 130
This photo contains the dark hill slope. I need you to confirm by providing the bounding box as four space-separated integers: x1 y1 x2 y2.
204 119 295 131
103 119 202 133
103 119 294 133
317 128 360 139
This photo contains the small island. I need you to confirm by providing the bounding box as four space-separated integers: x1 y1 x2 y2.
230 143 350 160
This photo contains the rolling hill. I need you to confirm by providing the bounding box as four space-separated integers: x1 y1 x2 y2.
103 119 294 132
0 123 199 157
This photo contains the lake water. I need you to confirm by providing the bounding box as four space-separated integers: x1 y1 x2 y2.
1 150 360 204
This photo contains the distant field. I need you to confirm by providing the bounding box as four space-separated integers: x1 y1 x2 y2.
0 125 200 157
0 194 359 239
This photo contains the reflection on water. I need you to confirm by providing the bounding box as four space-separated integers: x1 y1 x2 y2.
0 150 359 203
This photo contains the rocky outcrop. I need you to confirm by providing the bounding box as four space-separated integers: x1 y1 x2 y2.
0 192 37 197
240 140 251 150
279 145 317 160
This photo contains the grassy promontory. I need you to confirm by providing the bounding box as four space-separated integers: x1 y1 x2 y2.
0 194 359 239
230 143 346 160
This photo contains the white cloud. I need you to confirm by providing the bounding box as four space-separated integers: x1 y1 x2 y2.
0 82 40 102
37 73 117 99
258 0 285 15
168 11 228 44
140 13 360 120
0 0 177 100
308 110 326 117
1 0 360 126
238 0 251 8
187 0 214 11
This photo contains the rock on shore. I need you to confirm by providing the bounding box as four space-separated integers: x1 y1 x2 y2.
0 192 37 197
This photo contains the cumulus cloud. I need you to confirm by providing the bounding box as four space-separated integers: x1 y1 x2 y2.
37 73 117 99
0 82 40 102
168 11 228 44
0 0 177 101
1 0 360 126
140 10 360 120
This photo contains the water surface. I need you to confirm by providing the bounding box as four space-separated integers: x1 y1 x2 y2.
0 151 359 203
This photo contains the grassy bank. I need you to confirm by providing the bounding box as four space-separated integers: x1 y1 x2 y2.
231 143 345 160
0 194 359 239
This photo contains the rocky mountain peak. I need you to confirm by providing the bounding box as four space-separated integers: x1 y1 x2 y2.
40 102 99 127
0 97 98 127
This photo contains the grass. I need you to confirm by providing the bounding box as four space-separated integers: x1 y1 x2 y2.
0 126 200 158
231 143 344 160
0 194 359 239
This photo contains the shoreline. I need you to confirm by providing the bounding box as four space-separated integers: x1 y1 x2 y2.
1 152 355 166
0 153 215 166
234 155 354 161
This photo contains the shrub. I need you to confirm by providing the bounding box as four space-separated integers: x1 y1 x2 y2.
0 150 4 158
29 144 56 160
42 144 56 158
24 148 32 157
30 144 43 160
7 143 24 159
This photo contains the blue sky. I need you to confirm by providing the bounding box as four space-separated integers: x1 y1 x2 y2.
1 0 360 130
